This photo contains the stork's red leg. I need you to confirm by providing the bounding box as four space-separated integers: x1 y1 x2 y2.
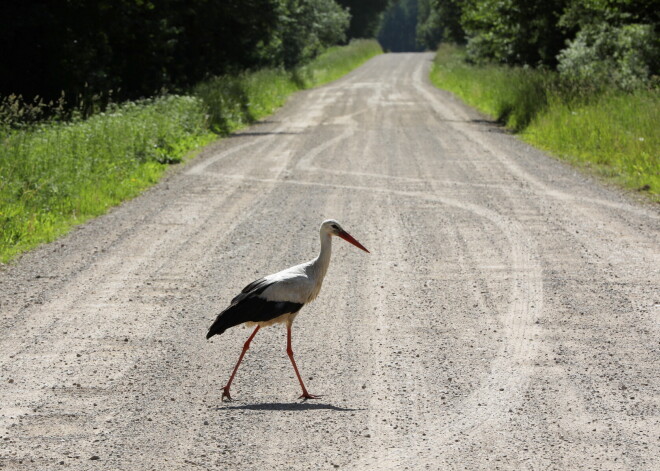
286 325 320 400
222 326 260 401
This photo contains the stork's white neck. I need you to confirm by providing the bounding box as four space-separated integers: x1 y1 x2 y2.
311 230 332 281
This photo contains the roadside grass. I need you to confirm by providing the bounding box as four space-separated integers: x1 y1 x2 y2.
0 40 382 263
194 69 299 134
430 45 659 200
298 39 384 86
524 91 658 195
0 95 214 262
194 39 382 133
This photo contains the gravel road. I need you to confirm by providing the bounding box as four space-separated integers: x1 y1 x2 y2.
1 53 658 470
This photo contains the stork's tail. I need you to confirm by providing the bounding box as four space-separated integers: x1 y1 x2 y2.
206 317 228 339
205 302 245 340
206 296 304 340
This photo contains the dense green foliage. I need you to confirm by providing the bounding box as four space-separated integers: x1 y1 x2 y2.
0 0 382 109
416 0 659 88
431 45 659 200
417 0 464 47
460 0 570 67
0 40 382 262
266 0 351 69
557 23 658 90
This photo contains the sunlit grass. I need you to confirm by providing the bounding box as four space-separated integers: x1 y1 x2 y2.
194 69 299 134
523 91 659 195
194 39 382 133
430 45 659 200
299 39 383 86
0 95 214 262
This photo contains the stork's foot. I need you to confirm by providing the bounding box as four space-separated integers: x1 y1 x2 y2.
299 392 322 400
221 386 233 402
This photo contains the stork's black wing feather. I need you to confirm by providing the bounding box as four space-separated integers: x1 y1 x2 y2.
240 277 269 295
231 277 272 304
206 294 303 339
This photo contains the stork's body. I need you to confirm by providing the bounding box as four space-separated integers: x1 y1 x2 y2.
206 220 369 401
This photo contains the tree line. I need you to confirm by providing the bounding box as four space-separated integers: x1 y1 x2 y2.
378 0 657 89
416 0 659 89
3 0 656 109
0 0 388 106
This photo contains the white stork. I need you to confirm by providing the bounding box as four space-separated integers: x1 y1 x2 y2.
206 219 369 401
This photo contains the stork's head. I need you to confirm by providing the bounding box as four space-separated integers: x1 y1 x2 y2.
321 219 370 253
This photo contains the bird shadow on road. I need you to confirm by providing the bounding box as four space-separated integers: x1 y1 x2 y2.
218 402 363 412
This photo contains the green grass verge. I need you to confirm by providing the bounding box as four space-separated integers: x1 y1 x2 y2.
430 45 659 201
194 39 382 133
0 95 215 262
0 40 382 263
298 40 384 86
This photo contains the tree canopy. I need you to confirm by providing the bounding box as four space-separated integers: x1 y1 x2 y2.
3 0 655 105
416 0 659 87
417 1 658 62
1 0 390 104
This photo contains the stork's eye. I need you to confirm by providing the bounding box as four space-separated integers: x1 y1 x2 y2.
331 224 338 229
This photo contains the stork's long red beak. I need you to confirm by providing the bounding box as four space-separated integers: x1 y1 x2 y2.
338 230 370 253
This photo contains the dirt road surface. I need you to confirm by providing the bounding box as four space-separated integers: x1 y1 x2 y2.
1 53 658 470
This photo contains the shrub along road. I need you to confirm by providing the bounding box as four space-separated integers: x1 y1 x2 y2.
0 53 658 470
